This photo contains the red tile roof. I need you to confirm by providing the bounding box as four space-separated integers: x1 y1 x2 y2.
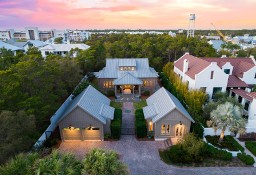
227 75 248 87
249 92 256 99
175 54 255 87
231 89 253 102
203 57 255 78
174 53 210 79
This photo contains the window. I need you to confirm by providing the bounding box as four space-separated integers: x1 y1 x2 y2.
212 87 222 98
224 69 230 74
45 51 49 55
103 81 113 88
255 73 256 79
175 125 185 137
200 87 207 92
210 71 214 79
161 124 170 135
143 80 153 87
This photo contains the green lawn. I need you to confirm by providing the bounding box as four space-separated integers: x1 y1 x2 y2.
110 101 123 109
134 99 147 110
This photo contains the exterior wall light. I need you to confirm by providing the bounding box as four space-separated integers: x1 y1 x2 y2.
180 121 183 125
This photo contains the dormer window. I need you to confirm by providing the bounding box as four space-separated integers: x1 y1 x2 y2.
119 66 135 71
224 69 230 74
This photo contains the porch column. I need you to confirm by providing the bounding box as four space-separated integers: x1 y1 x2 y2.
114 85 117 97
133 85 134 97
139 85 141 96
241 98 246 106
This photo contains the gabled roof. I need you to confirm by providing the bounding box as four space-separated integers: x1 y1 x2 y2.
113 72 142 85
208 40 225 51
0 40 24 51
96 58 158 79
40 44 90 52
231 89 253 102
24 40 47 48
204 57 255 78
174 53 211 79
227 75 248 87
143 87 194 123
59 85 114 124
249 92 256 99
6 38 26 48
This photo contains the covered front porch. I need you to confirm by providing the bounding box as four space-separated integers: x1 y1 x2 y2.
113 72 143 101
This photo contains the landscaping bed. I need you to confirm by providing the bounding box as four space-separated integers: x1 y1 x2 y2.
205 135 244 152
245 141 256 156
135 109 147 138
134 99 147 110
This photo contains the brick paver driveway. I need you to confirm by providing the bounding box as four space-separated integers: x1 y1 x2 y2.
58 135 256 175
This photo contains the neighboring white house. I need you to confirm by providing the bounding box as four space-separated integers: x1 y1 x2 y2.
39 43 90 58
23 40 47 52
0 40 24 55
174 53 256 133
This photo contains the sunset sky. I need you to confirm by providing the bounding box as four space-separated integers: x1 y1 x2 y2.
0 0 256 30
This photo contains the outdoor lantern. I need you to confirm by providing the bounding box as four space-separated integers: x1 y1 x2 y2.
149 121 152 126
68 124 72 130
88 124 92 130
180 121 183 125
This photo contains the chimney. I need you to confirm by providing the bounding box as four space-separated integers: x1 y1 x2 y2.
221 55 227 58
183 59 189 73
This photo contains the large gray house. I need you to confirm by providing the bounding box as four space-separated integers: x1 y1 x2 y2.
143 87 195 141
95 58 158 97
58 85 114 141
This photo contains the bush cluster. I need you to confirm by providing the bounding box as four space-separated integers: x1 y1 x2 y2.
205 144 232 161
106 90 115 97
191 122 204 139
237 153 255 165
135 109 147 138
205 135 244 152
245 141 256 156
160 134 233 164
142 90 150 96
110 109 122 139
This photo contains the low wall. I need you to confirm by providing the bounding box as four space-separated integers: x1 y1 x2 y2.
203 127 232 136
203 137 241 157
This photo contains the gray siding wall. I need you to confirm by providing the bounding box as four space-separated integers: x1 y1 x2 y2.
154 109 191 138
59 107 104 140
141 78 158 93
98 78 115 92
104 119 111 134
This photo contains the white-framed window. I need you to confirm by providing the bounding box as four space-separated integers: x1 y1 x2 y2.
161 124 170 135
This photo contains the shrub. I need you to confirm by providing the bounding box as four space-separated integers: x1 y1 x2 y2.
142 90 150 96
111 109 122 139
0 153 39 175
245 141 256 156
135 109 147 138
106 90 115 97
237 153 255 165
205 144 232 161
83 149 128 175
191 122 204 138
205 135 244 152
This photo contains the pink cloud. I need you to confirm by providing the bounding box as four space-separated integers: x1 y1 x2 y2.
0 0 256 30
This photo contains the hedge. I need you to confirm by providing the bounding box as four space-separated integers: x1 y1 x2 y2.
135 109 147 138
237 153 255 165
110 109 122 139
191 122 204 139
245 141 256 156
205 135 244 152
205 144 232 161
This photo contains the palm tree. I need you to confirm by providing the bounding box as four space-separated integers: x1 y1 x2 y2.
208 102 246 142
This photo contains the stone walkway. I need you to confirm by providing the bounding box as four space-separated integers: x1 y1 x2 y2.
122 102 135 133
235 138 256 167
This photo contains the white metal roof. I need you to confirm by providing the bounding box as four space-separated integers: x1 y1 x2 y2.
24 40 47 48
96 58 158 79
40 43 90 52
113 72 142 85
0 40 24 51
143 87 194 123
118 59 136 67
59 85 114 124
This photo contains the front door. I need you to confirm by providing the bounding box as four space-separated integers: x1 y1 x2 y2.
175 125 185 137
